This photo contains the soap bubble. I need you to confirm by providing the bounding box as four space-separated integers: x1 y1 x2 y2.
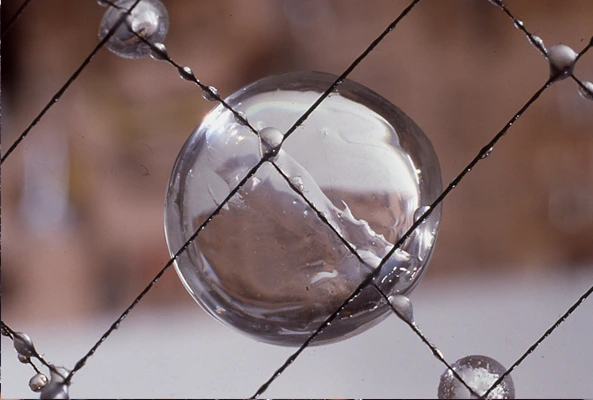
98 0 169 59
165 71 442 346
438 355 515 399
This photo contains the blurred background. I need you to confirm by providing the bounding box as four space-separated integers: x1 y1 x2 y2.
2 0 593 397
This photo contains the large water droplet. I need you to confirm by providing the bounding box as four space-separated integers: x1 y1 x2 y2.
438 355 515 399
548 44 577 81
164 71 442 346
98 0 169 59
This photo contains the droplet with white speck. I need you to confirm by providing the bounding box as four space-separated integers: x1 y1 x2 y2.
548 44 577 81
481 146 493 159
578 81 593 101
388 294 414 323
29 372 49 392
438 355 515 399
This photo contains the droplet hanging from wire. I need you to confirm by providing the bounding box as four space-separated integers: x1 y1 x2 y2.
98 0 169 59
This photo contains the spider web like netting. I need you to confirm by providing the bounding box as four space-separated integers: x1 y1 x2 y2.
1 0 593 398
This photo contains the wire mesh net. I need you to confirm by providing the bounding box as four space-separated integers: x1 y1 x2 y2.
2 0 593 398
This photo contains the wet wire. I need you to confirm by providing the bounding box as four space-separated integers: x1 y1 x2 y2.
2 0 593 397
0 0 143 165
1 0 34 40
483 284 593 398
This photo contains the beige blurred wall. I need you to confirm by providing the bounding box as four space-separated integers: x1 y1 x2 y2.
2 0 592 323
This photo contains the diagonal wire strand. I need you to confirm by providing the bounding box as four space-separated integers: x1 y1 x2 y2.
3 0 590 397
484 284 593 398
1 0 34 40
0 0 143 165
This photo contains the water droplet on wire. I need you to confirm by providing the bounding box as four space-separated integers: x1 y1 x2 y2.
438 355 515 399
29 372 49 392
513 19 523 29
547 44 577 81
529 35 546 53
202 86 219 101
178 66 196 81
414 206 431 223
481 147 493 159
234 111 248 125
13 332 36 357
149 42 168 60
98 0 169 59
18 354 30 363
578 81 593 101
388 294 414 323
259 127 283 160
289 176 304 192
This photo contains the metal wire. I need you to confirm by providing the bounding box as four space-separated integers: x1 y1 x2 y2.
2 0 592 397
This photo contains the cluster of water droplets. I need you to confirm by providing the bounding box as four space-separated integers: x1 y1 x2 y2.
5 330 71 399
98 0 222 102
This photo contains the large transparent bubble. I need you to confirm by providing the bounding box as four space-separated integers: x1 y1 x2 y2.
165 71 442 346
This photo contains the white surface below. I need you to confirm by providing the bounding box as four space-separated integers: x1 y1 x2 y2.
2 269 593 398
